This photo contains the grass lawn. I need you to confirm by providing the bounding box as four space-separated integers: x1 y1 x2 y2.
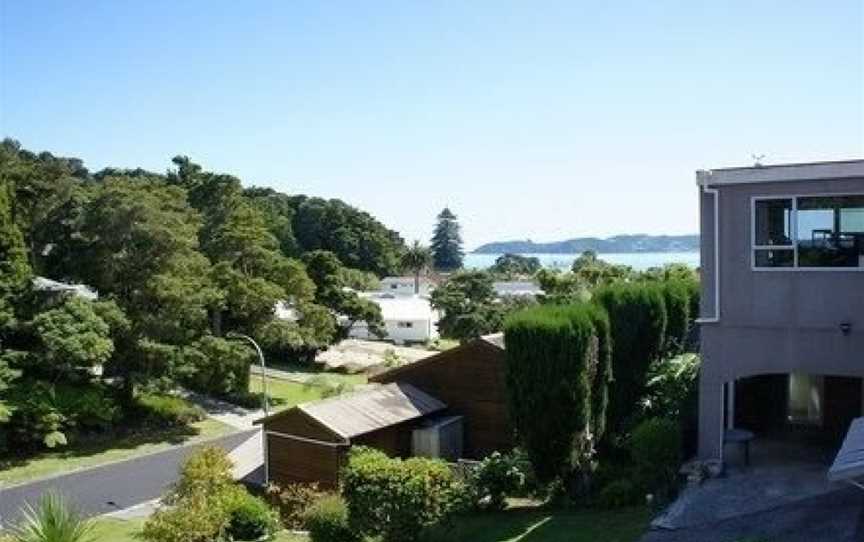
0 418 235 487
89 517 307 542
422 506 651 542
250 372 367 412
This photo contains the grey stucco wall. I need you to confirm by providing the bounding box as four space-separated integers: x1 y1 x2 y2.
698 177 864 460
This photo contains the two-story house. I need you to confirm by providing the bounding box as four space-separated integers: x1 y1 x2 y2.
697 159 864 463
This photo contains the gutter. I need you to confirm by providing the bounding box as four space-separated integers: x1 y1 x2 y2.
695 171 720 324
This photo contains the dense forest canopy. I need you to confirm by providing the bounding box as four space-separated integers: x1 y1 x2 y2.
0 139 405 451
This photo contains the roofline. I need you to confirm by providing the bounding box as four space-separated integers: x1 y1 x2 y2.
696 159 864 187
369 336 503 383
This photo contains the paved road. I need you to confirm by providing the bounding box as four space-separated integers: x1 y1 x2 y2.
0 429 257 527
641 486 864 542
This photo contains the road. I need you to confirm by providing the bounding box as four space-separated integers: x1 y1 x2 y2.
0 429 257 527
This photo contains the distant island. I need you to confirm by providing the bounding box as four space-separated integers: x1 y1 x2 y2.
473 234 699 254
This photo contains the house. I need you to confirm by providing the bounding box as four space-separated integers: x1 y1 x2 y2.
379 276 435 297
370 333 515 458
32 276 98 301
257 334 515 487
696 159 864 464
255 383 447 488
348 293 440 344
492 280 544 299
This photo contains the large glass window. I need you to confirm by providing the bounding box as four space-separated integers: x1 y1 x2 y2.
752 195 864 269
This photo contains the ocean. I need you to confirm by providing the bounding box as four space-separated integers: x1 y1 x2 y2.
464 251 700 272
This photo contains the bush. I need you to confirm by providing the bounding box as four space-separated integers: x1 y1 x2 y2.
265 482 325 529
143 490 230 542
465 450 531 511
180 336 254 397
595 478 641 509
658 280 692 357
594 283 667 439
303 494 359 542
504 304 597 485
135 393 205 428
342 447 464 542
171 446 235 502
224 490 279 541
10 492 95 542
585 304 612 443
629 418 682 493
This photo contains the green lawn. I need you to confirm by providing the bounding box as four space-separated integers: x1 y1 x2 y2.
0 418 235 486
422 506 651 542
251 372 367 412
89 517 306 542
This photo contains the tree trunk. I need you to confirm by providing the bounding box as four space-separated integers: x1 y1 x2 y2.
414 269 420 294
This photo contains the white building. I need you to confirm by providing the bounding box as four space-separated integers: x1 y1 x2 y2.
348 293 439 344
32 276 98 300
379 276 435 297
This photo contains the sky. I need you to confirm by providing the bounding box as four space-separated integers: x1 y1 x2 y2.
1 1 862 249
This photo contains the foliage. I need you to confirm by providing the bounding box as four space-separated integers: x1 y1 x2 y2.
342 447 465 542
656 280 692 356
628 418 682 494
643 354 700 420
585 304 613 443
401 241 433 294
535 269 591 305
0 160 31 330
223 490 279 541
169 446 235 503
265 481 326 529
30 297 114 377
9 492 95 542
489 253 540 278
430 207 464 271
595 479 641 509
431 271 526 342
594 283 667 439
303 494 360 542
303 375 354 398
142 490 230 542
133 393 206 428
570 251 633 288
503 304 599 486
179 336 254 397
464 450 531 512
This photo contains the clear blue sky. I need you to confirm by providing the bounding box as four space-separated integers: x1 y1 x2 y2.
2 1 862 249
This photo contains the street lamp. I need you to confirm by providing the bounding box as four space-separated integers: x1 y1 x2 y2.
226 332 269 417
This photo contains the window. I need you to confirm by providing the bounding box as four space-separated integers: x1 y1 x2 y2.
397 322 413 328
752 195 864 269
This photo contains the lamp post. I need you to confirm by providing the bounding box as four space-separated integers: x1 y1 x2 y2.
226 332 269 417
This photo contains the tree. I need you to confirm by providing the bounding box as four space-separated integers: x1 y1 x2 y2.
400 241 432 294
430 271 530 342
430 208 464 271
0 168 30 331
303 250 384 338
504 304 598 486
571 251 632 289
489 253 540 278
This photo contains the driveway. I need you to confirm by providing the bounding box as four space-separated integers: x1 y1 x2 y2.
0 429 257 527
641 486 864 542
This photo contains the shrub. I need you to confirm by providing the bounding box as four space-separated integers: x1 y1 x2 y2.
265 482 325 529
584 304 612 443
595 479 641 509
135 393 205 428
223 489 279 541
342 447 464 542
180 336 254 397
629 418 682 493
465 450 531 511
594 283 667 439
504 304 596 484
658 280 692 357
10 492 95 542
303 494 359 542
143 490 230 542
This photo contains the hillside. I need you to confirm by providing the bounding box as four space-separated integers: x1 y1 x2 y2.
473 234 699 254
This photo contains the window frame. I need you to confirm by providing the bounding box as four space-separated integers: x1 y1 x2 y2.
751 193 864 272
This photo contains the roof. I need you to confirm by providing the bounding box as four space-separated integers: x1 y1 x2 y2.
370 334 505 383
357 294 437 321
697 159 864 187
32 277 98 300
258 383 446 439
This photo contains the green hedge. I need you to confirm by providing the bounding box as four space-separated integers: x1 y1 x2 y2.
584 303 612 443
341 447 463 542
594 283 667 438
504 304 597 484
659 280 692 356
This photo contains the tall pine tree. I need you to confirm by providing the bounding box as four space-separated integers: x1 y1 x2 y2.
430 207 464 271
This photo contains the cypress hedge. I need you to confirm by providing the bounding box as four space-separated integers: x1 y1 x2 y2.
658 280 692 356
503 304 598 483
594 282 667 439
584 303 612 443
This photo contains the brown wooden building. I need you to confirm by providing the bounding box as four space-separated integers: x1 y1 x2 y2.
370 333 515 458
255 382 445 488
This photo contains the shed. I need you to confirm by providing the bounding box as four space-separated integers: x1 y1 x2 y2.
370 333 515 458
255 383 446 488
